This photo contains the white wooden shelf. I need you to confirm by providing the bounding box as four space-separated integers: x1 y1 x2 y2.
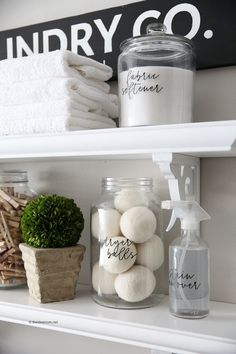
0 121 236 161
0 285 235 354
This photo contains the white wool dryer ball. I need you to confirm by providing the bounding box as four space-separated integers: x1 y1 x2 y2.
114 189 148 213
120 206 157 243
100 236 137 274
92 262 117 295
114 265 156 302
136 235 164 271
91 209 121 241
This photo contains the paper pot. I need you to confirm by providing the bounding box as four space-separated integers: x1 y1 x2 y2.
19 243 86 303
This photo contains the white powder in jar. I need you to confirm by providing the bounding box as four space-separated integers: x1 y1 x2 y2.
118 66 194 127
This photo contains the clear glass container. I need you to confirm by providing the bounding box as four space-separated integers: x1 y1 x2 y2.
0 170 36 288
118 23 196 127
169 229 209 318
91 177 164 309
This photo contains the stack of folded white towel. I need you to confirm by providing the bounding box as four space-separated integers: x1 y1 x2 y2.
0 50 118 135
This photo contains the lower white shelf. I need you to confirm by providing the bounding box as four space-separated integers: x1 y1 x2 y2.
0 285 235 354
1 120 236 160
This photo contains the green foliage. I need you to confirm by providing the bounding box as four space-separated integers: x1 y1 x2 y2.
21 194 84 248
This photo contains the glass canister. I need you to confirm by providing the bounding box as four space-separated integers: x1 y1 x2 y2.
90 177 164 309
0 170 36 288
118 23 196 127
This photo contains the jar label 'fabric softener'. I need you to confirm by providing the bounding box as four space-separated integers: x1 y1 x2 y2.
119 66 193 127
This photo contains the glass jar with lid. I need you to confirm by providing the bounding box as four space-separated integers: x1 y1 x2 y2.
90 177 164 309
118 23 196 127
0 170 36 288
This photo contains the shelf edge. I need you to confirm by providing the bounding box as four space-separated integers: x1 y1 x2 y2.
0 301 235 354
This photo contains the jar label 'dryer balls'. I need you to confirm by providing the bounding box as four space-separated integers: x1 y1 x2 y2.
100 236 137 274
119 66 193 127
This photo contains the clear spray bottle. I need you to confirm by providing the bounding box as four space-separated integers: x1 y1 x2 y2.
162 200 210 319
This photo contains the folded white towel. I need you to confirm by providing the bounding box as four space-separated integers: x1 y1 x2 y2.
0 99 87 119
75 72 110 93
0 99 112 120
0 78 119 118
69 116 116 129
0 50 113 83
0 114 116 136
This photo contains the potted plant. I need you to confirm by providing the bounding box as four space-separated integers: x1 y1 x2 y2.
19 194 85 303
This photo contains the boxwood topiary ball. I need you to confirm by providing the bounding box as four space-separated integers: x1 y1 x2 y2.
21 194 84 248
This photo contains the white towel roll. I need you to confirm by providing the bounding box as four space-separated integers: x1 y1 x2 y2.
0 114 116 135
0 50 113 83
0 78 119 118
0 99 88 119
0 101 115 122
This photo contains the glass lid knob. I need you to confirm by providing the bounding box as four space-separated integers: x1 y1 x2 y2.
146 23 167 35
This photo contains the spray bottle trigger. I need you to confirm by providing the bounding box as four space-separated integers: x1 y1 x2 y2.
166 210 177 232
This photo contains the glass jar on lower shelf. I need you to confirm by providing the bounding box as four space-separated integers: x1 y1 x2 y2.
91 177 164 309
0 170 36 288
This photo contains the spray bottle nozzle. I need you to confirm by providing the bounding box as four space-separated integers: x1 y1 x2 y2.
162 200 210 232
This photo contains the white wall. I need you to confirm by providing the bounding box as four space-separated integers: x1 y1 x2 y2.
194 66 236 123
201 158 236 303
0 0 143 30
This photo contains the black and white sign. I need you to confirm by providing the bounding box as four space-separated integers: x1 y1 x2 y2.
0 0 235 78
